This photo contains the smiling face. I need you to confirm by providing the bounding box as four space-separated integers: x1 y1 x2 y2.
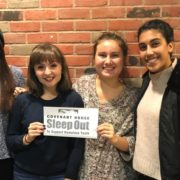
138 29 173 73
94 39 124 80
34 60 62 92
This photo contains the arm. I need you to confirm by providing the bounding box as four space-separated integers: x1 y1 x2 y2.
7 95 28 152
97 103 136 161
7 94 45 152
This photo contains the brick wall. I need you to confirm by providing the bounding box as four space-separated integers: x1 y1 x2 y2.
1 0 180 80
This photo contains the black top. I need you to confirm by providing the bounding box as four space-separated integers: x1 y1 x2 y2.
7 90 84 179
134 59 180 179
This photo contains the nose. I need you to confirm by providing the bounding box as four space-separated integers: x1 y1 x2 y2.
146 45 153 55
104 55 112 64
44 66 52 75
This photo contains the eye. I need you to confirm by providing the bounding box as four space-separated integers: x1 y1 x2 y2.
151 40 160 48
139 43 147 51
50 62 58 68
111 52 121 58
98 52 107 58
36 64 45 70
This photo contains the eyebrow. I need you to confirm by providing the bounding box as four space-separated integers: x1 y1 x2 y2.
139 38 160 44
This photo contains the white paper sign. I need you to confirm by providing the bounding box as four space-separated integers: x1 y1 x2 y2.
43 107 99 139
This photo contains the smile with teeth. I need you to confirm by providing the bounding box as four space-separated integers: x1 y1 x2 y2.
146 57 158 66
103 66 115 70
44 77 54 81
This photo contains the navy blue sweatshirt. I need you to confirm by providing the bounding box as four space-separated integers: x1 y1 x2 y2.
7 90 84 179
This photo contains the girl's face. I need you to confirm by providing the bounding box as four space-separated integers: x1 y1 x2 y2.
138 29 173 73
34 60 62 92
94 40 124 80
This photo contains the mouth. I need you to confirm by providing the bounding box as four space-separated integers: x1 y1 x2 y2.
145 56 159 66
44 77 54 82
102 66 115 71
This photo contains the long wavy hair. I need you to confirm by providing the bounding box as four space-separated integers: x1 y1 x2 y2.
0 30 15 113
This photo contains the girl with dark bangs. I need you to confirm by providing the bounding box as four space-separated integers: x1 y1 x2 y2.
7 43 84 180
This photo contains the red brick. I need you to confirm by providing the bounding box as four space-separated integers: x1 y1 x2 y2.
124 31 138 43
10 22 40 32
42 21 73 31
25 10 56 20
55 44 74 55
59 9 90 19
175 42 180 54
122 66 147 78
128 43 139 55
41 0 73 7
174 30 180 41
74 67 89 78
76 21 107 31
162 6 180 17
27 33 57 43
4 33 26 44
69 68 76 80
166 19 180 30
75 0 107 7
125 56 141 66
75 44 93 55
92 7 125 18
127 7 160 18
109 20 142 31
145 0 180 5
0 1 6 8
4 46 10 55
110 0 142 6
66 55 90 66
6 56 28 67
59 33 90 43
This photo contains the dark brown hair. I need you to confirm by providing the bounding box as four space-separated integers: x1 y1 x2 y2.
0 30 15 113
27 43 72 97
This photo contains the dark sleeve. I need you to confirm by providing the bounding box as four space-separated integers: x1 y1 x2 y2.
65 138 85 180
7 95 29 153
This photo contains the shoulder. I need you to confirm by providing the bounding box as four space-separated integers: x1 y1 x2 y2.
62 90 84 107
15 92 34 105
168 58 180 92
65 89 82 99
125 85 140 99
73 74 96 91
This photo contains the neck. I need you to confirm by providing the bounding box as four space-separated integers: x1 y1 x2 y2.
96 75 124 102
96 75 121 89
41 88 58 100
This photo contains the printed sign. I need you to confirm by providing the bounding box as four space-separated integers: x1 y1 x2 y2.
43 107 99 139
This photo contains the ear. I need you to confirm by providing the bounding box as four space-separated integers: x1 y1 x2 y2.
168 42 174 53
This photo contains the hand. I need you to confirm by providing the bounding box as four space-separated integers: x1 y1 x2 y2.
24 122 45 144
14 87 27 97
97 122 115 140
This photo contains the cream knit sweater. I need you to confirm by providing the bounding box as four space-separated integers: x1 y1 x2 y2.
133 59 177 180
